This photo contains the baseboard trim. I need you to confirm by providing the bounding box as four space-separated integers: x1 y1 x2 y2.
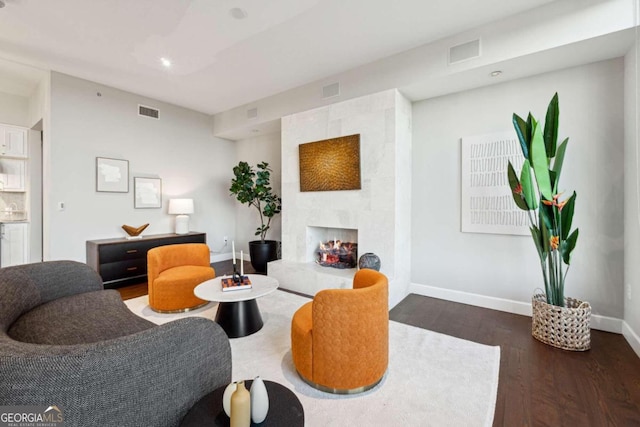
408 282 623 334
210 253 232 263
210 253 253 263
622 321 640 358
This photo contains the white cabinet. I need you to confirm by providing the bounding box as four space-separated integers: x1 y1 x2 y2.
0 159 26 191
1 222 28 267
0 126 27 158
0 125 27 192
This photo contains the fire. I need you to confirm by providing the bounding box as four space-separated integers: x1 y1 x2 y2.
316 239 357 269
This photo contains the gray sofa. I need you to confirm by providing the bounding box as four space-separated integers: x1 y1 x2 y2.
0 261 231 427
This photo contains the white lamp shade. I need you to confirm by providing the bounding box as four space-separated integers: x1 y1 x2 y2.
168 198 194 215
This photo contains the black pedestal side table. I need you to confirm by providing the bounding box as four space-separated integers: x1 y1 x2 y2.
194 274 279 338
179 379 304 427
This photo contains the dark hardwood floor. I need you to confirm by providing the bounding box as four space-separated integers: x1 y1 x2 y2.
118 269 640 426
390 294 640 427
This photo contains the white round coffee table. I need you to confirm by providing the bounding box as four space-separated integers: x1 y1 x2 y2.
194 274 279 338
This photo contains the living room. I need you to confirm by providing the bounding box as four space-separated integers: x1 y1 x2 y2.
0 0 639 425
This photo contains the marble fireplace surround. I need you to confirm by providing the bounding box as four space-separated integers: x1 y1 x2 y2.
268 89 412 308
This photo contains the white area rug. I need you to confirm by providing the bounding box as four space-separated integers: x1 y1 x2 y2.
125 290 500 426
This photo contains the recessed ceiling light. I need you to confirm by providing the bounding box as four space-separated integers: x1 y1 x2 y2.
490 70 502 77
229 8 247 20
160 57 172 68
0 1 5 8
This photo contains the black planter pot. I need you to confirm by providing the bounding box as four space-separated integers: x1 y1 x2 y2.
249 240 278 274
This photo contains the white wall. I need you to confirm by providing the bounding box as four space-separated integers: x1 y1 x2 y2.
624 41 640 353
233 131 282 254
0 91 28 127
411 58 625 319
28 129 42 263
47 72 237 261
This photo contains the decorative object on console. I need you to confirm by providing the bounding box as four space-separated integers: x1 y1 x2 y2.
250 376 269 423
121 223 149 239
229 161 282 274
96 157 129 193
358 252 381 271
134 177 162 209
506 93 588 351
230 380 250 427
168 198 194 234
299 134 361 192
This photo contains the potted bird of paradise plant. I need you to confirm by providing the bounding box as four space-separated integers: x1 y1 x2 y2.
507 93 591 351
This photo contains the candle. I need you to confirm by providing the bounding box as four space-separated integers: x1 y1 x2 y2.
232 241 236 264
240 250 244 276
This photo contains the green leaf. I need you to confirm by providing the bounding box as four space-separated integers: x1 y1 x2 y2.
526 114 535 159
544 93 559 158
507 161 528 210
539 214 550 255
530 122 553 200
549 170 557 195
530 226 545 261
519 159 537 210
513 114 530 160
539 202 555 232
560 192 576 240
561 228 579 265
552 138 569 186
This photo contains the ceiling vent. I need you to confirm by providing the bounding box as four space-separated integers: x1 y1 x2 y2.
448 39 481 65
322 82 340 99
247 107 258 119
138 104 159 119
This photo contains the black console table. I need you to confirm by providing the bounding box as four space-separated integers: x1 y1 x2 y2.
86 232 206 288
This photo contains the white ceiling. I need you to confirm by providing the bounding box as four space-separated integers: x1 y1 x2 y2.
0 0 556 115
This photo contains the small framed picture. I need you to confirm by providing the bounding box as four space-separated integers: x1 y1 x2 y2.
134 177 162 209
96 157 129 193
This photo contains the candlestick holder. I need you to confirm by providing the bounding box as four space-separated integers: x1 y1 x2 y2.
232 263 242 283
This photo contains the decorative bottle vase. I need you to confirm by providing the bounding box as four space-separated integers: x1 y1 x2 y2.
222 382 237 417
250 376 269 423
230 380 250 427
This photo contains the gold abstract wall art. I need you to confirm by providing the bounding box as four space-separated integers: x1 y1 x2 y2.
298 134 361 192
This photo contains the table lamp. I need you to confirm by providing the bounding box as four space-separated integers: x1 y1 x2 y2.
168 198 194 235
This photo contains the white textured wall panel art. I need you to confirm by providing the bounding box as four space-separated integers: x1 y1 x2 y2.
461 131 529 236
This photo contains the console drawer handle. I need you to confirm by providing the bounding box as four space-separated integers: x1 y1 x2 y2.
126 249 138 254
126 267 138 271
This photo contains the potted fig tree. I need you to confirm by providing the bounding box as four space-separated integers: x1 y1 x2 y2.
507 93 591 351
230 161 282 274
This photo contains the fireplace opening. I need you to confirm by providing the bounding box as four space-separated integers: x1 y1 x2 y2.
316 240 358 269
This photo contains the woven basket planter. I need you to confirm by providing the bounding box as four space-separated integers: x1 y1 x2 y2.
531 293 591 351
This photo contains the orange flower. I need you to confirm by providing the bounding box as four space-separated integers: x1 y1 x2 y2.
513 184 523 195
544 192 569 210
550 236 559 250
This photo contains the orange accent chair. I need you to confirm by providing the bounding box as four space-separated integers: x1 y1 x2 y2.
147 243 215 313
290 269 389 393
